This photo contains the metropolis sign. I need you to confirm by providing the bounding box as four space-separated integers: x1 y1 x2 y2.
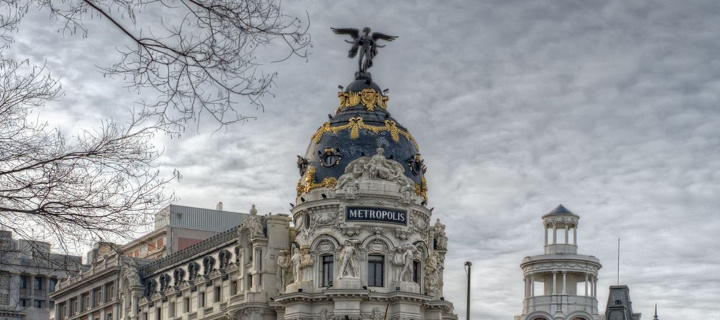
345 206 407 225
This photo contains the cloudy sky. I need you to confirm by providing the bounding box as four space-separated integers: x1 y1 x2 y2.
7 0 720 319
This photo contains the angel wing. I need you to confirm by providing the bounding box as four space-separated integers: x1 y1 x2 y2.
331 27 360 39
372 32 398 42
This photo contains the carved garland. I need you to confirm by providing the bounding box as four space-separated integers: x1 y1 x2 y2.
337 88 389 112
311 117 419 150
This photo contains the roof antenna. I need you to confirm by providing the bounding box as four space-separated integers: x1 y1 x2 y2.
617 238 621 285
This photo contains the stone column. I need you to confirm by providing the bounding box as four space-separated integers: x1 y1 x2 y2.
552 223 557 244
564 225 569 244
562 271 567 295
593 276 598 298
29 275 35 306
573 227 577 245
552 272 557 295
531 274 535 297
584 273 589 296
544 226 548 246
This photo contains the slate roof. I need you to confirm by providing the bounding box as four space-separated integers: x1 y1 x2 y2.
542 204 579 218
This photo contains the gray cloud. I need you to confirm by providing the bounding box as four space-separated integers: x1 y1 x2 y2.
6 0 720 319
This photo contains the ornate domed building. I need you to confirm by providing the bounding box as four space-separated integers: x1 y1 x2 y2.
48 29 457 320
276 61 454 320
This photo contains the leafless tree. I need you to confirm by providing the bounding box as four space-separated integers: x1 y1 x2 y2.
0 0 310 252
5 0 311 134
0 57 174 251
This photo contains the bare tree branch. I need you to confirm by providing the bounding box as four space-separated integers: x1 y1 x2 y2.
18 0 311 135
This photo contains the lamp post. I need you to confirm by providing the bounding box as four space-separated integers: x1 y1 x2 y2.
464 261 472 320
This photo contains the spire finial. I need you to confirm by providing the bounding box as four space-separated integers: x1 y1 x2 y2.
653 303 659 320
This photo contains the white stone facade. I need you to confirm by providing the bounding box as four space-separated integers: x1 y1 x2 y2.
273 149 455 320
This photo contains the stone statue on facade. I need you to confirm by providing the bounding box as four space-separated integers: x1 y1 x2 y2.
391 247 406 282
398 244 420 282
290 246 303 284
336 159 366 190
338 240 360 279
276 250 291 293
243 204 264 237
367 148 404 182
331 27 398 76
300 246 314 281
433 218 448 250
336 148 415 193
425 251 440 294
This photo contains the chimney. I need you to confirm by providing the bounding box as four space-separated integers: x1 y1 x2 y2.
216 202 223 211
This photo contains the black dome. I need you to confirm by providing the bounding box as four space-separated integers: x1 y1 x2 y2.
297 75 427 197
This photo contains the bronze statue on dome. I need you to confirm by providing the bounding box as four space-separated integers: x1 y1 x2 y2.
331 27 398 77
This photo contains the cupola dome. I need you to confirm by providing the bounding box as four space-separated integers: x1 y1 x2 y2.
296 74 427 201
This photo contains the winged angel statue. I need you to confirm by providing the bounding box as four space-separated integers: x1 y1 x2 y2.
331 27 398 74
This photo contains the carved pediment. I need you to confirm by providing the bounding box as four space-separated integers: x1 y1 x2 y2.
178 281 191 290
150 292 163 302
225 263 239 273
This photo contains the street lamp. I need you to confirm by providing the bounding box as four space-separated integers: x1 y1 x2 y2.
464 261 472 320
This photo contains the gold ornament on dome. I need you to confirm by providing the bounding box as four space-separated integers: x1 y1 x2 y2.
336 88 388 112
415 175 428 201
297 165 338 197
310 117 419 150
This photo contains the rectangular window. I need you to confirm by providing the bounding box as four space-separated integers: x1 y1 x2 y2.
49 278 57 292
107 313 113 320
169 301 175 317
95 289 102 306
322 255 334 287
231 281 238 295
34 299 44 308
412 260 420 283
0 272 9 289
19 275 28 289
367 255 384 287
199 292 205 307
49 301 55 309
156 307 161 320
248 274 253 288
19 298 28 307
184 297 190 312
34 276 43 290
106 283 115 301
0 293 8 305
214 286 221 302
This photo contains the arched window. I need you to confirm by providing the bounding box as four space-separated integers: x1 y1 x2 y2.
188 262 200 281
158 274 170 291
234 246 241 263
203 256 216 275
144 279 157 297
173 268 185 287
218 250 232 269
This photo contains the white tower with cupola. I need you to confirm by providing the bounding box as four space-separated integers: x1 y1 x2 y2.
516 205 602 320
